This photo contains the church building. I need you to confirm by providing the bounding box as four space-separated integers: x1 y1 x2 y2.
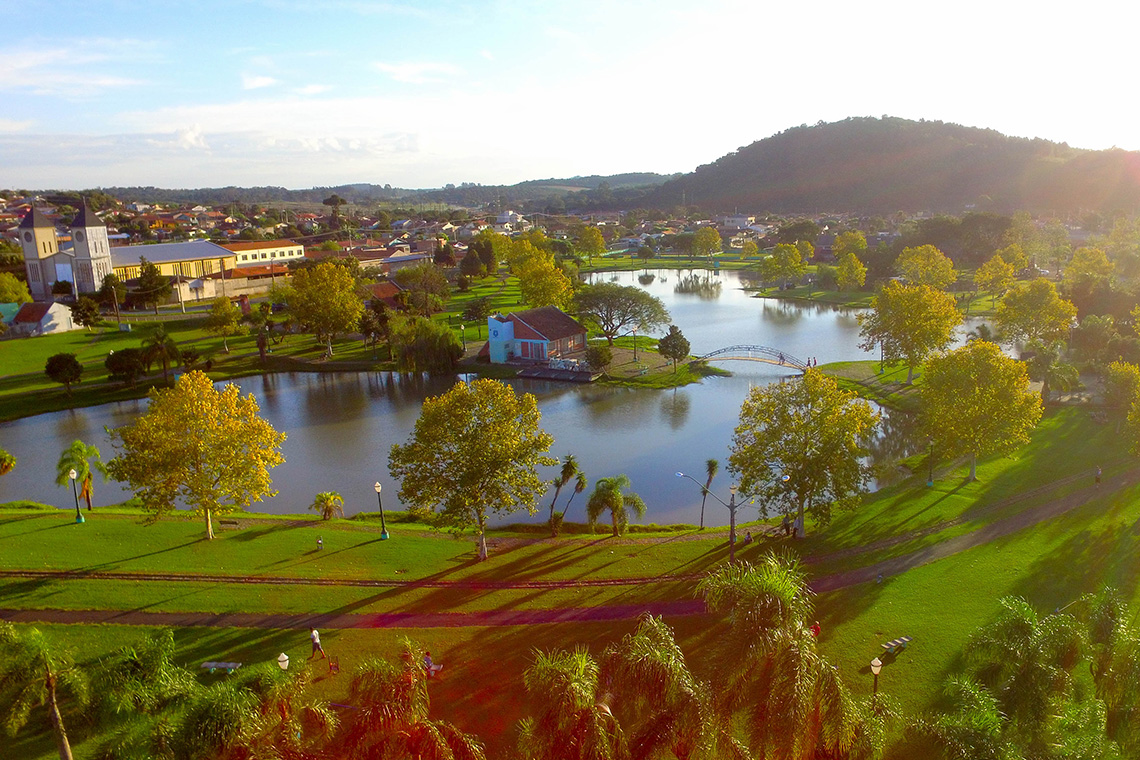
18 201 114 300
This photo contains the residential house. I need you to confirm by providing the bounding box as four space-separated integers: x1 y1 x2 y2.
486 306 587 364
7 301 76 336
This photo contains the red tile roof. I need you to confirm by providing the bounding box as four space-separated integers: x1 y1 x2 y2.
14 302 51 324
508 307 585 342
219 238 301 252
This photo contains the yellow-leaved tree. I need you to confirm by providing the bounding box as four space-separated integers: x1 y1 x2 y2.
389 378 555 561
107 371 286 539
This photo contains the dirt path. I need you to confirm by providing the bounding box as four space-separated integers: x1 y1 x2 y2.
1 468 1132 630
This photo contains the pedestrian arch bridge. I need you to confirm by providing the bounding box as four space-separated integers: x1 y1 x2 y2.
696 345 809 370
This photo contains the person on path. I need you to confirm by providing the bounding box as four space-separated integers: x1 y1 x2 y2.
1096 466 1102 488
310 627 325 659
781 514 792 537
423 650 443 677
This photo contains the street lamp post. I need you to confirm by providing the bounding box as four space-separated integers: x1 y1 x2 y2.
676 472 741 563
374 482 389 540
870 657 882 706
632 327 638 361
927 437 934 487
460 324 466 352
68 468 83 524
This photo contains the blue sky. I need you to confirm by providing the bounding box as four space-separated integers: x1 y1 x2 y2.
3 0 1138 190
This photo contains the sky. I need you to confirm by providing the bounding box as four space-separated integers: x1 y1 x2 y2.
3 0 1139 191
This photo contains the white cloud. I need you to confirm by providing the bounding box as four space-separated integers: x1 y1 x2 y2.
295 84 330 95
0 118 34 132
242 74 279 90
0 39 151 95
373 61 461 84
480 49 494 61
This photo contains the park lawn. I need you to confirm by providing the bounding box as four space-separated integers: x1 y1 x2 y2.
749 283 876 309
820 359 925 410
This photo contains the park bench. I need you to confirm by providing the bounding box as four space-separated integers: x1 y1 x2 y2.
201 661 242 674
219 519 240 527
881 636 913 654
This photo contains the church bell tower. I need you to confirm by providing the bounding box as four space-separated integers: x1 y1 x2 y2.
69 199 112 294
17 205 58 300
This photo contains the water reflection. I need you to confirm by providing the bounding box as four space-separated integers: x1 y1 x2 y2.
673 274 723 300
659 388 691 430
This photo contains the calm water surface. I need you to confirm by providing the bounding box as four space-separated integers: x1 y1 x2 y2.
0 270 978 526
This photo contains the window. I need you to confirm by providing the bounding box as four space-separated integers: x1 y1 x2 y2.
261 253 267 259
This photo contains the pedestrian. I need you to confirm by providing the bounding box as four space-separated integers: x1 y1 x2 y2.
781 514 791 537
1096 466 1102 488
317 536 323 551
809 621 821 638
423 650 444 677
310 627 325 660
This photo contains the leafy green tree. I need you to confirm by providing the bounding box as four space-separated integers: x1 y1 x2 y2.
561 471 589 524
0 623 88 760
730 369 879 537
921 341 1043 480
134 257 171 315
107 371 287 539
141 327 180 385
994 279 1078 345
657 324 691 372
51 279 74 297
836 251 867 291
45 353 82 397
105 348 145 388
896 244 957 289
586 474 647 537
775 219 821 246
70 296 100 330
518 648 627 760
909 677 1020 760
389 315 462 374
459 247 484 277
548 454 579 537
394 261 451 316
0 271 31 304
761 243 807 288
322 193 346 226
1078 588 1140 755
1106 361 1140 411
995 242 1029 272
833 230 868 260
692 227 722 260
341 641 483 760
98 273 126 323
585 344 613 375
741 240 760 258
1022 340 1079 403
285 261 365 354
310 491 344 520
699 458 718 530
204 297 244 353
0 449 14 477
91 629 195 723
697 556 864 759
55 440 107 511
389 379 555 560
974 252 1015 306
858 281 963 383
574 282 669 346
576 226 607 266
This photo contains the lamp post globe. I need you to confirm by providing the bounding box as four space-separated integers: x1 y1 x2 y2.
870 657 882 702
68 468 83 524
277 652 289 670
374 481 389 540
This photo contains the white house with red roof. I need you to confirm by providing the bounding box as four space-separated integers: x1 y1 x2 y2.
6 301 76 336
486 306 586 363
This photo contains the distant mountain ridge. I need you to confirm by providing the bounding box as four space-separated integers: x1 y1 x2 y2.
645 117 1140 214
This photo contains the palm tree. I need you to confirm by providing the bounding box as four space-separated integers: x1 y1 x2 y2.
560 472 588 525
340 640 484 760
700 459 718 530
0 623 89 760
1022 340 1080 403
967 323 998 343
0 449 14 477
600 615 747 760
549 454 579 537
587 475 647 537
93 629 195 719
517 648 628 760
310 491 345 521
909 677 1019 760
142 327 180 386
54 440 107 511
964 595 1085 756
697 555 862 760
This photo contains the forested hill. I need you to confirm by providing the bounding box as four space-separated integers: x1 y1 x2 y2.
645 117 1140 214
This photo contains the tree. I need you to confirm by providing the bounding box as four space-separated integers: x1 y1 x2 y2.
55 440 107 512
517 254 573 310
697 556 864 759
310 491 344 520
98 273 126 324
0 623 88 760
547 454 579 537
1064 246 1115 289
576 226 606 266
44 353 83 398
833 230 868 260
107 370 287 539
51 279 74 297
561 472 588 524
1022 340 1079 403
105 348 145 388
909 677 1020 760
393 261 450 316
586 474 647 537
389 379 555 561
341 641 484 760
322 193 346 226
574 282 669 346
836 251 867 291
134 257 171 315
921 341 1043 480
974 252 1016 306
204 297 244 353
858 281 963 383
995 242 1029 272
585 344 613 375
896 244 957 289
731 369 879 537
994 279 1077 346
70 296 100 330
700 458 718 530
761 243 808 288
91 628 195 722
0 272 31 304
459 247 484 277
741 240 759 258
657 324 690 372
389 315 462 374
692 227 722 260
141 327 180 386
1105 361 1140 411
286 261 365 354
0 449 14 477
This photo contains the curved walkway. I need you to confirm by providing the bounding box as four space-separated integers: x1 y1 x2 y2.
0 468 1134 630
